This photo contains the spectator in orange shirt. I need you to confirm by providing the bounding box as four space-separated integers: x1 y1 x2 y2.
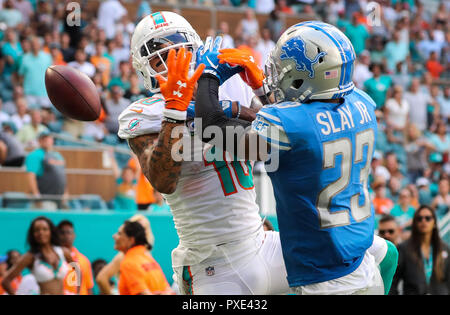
49 43 66 66
96 214 155 295
128 155 162 210
90 41 111 87
113 220 173 295
57 220 94 295
372 180 394 215
425 51 444 79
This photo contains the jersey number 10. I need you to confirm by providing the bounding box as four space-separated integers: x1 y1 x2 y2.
204 147 254 196
316 129 375 229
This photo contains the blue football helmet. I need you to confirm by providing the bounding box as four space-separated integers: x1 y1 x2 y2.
265 21 356 102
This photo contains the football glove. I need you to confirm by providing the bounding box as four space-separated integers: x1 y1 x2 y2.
196 36 243 85
156 47 205 121
218 48 265 91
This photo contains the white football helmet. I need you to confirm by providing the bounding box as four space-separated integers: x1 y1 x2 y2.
265 21 356 102
131 11 203 93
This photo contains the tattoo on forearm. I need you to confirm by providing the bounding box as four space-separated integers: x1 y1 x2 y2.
128 121 183 194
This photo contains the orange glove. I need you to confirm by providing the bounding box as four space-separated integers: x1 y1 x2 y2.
156 47 205 121
218 48 265 90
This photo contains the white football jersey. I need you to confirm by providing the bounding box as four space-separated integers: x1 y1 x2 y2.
118 86 263 268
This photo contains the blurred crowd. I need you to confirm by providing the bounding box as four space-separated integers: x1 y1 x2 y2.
0 0 449 293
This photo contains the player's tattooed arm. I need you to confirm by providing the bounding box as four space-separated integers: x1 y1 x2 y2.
128 123 183 194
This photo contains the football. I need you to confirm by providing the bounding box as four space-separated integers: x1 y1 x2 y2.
45 65 101 121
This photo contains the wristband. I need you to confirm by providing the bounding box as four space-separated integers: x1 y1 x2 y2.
236 102 241 119
163 117 185 124
163 108 187 121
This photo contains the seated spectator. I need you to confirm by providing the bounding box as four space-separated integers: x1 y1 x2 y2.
364 63 392 109
0 99 11 127
60 33 75 63
391 205 450 295
16 108 48 150
127 156 159 210
437 86 449 123
0 0 24 28
430 178 450 219
0 125 25 167
371 154 390 187
255 28 275 68
68 49 96 78
49 43 66 66
25 131 67 207
1 28 23 81
383 30 409 73
427 119 450 160
385 151 407 188
404 124 431 183
90 41 111 87
389 188 416 238
124 73 146 104
377 215 401 247
111 33 129 75
108 60 131 91
104 84 129 134
265 9 284 43
425 51 444 79
218 21 234 49
276 0 294 15
235 8 259 42
403 78 433 132
13 0 33 25
11 97 31 131
2 85 25 116
97 0 128 40
343 12 370 56
83 108 108 142
372 180 394 215
114 166 138 211
113 220 173 295
416 177 433 206
18 36 53 109
353 50 372 89
384 85 410 132
417 30 444 61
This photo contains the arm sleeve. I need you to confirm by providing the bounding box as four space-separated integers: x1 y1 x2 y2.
195 74 251 153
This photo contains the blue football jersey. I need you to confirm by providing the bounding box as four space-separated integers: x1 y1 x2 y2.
251 88 377 286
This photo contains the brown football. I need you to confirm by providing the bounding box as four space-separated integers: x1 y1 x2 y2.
45 65 101 121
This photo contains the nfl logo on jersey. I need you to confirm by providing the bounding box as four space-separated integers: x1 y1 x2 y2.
205 266 215 276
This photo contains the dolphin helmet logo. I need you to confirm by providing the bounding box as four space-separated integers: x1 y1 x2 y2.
279 37 327 78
